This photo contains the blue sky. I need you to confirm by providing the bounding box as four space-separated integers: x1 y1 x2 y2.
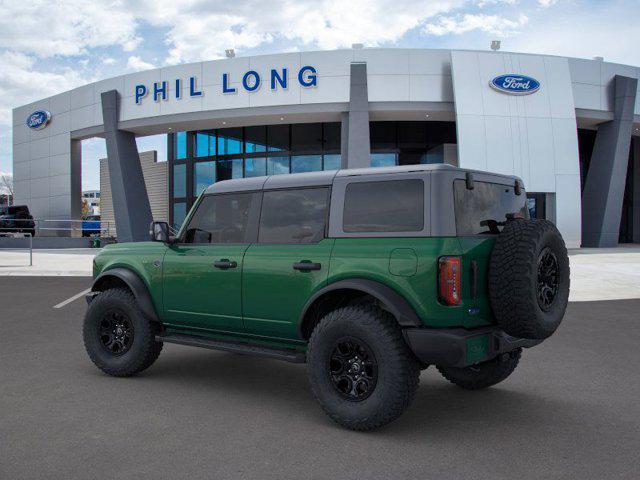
1 0 638 191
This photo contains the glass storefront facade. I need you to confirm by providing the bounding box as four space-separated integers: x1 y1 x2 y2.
169 122 342 229
168 121 457 228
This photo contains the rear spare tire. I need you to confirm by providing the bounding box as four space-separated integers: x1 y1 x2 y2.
489 219 569 340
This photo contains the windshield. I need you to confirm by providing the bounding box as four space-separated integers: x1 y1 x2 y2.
453 179 529 235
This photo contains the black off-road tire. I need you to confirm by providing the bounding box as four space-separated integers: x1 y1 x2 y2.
83 287 163 377
307 304 420 431
489 219 570 340
437 348 522 390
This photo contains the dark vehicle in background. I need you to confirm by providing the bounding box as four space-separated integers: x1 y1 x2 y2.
0 205 35 236
82 215 101 237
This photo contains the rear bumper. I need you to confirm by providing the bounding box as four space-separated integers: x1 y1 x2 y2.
403 326 542 369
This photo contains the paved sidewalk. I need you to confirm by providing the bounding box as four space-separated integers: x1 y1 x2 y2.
0 248 96 276
0 246 639 301
568 246 640 301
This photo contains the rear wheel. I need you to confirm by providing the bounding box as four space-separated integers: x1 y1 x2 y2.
83 287 163 376
437 348 521 390
307 304 420 431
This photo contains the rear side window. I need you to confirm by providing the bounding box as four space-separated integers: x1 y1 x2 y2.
183 193 255 244
343 180 424 232
454 180 529 235
259 188 329 243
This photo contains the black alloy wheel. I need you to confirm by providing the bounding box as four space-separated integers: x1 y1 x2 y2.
98 310 134 356
537 247 559 311
328 337 378 401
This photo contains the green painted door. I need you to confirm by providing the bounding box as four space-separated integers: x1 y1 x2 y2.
162 244 249 332
162 191 260 333
242 187 332 340
242 239 334 339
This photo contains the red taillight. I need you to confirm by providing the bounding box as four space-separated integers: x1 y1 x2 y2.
438 256 461 306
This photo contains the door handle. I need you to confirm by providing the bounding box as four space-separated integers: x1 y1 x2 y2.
214 259 237 269
293 261 321 271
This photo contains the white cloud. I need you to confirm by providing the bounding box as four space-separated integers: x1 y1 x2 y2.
0 51 86 124
424 13 528 36
0 0 140 58
538 0 558 6
133 0 466 64
126 56 156 72
476 0 518 6
508 10 640 66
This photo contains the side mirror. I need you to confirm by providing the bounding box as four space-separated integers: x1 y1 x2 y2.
149 221 170 243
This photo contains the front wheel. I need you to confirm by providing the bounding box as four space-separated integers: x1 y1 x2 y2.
83 287 163 376
437 348 522 390
307 305 420 431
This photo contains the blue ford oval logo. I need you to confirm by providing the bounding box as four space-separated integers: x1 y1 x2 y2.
26 110 52 130
490 74 540 95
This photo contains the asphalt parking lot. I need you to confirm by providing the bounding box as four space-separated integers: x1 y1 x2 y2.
1 277 639 479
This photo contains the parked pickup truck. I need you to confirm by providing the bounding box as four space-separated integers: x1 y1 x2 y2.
0 205 35 237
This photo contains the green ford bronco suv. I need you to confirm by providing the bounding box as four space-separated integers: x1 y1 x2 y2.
84 164 570 430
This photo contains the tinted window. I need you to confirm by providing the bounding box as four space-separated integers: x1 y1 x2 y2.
454 180 529 235
267 156 290 175
195 131 215 157
194 161 216 194
267 125 289 151
292 123 322 152
245 157 266 177
217 128 243 155
343 180 424 232
184 193 254 244
323 154 341 170
245 126 267 153
173 164 186 198
217 159 243 181
175 132 187 159
259 188 329 243
291 155 322 173
323 123 341 151
172 202 186 231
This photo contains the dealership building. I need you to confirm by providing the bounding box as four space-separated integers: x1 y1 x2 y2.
11 48 640 248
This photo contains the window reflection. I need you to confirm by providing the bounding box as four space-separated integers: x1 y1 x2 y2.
245 157 267 177
173 163 186 197
175 132 187 160
217 159 243 181
172 202 186 231
245 126 267 153
196 131 215 157
218 128 243 155
267 156 290 175
323 154 341 171
291 155 322 173
371 153 397 168
194 161 216 194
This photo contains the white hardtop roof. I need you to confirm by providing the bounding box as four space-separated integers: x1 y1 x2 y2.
205 164 519 194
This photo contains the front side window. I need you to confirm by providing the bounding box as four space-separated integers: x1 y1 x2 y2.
259 188 329 243
183 193 254 244
343 180 424 233
453 180 529 235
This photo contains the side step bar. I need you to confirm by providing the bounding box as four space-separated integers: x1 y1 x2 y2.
156 333 306 364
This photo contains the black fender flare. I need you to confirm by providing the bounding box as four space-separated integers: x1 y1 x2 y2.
298 278 422 337
92 268 160 323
